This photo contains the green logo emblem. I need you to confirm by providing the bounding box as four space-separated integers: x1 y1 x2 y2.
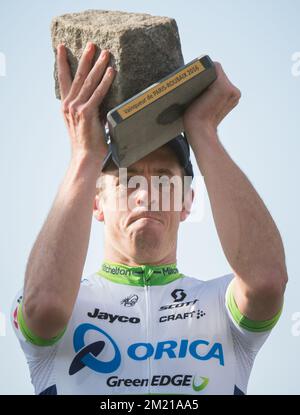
192 376 209 392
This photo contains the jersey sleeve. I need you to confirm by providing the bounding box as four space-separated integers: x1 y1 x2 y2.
11 289 64 394
216 274 283 394
11 289 66 357
223 276 283 352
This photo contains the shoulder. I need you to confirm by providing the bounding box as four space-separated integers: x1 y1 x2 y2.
181 272 234 293
78 271 112 291
73 271 120 308
79 273 100 287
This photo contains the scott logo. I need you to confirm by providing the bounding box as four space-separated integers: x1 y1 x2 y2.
171 289 187 302
159 299 198 311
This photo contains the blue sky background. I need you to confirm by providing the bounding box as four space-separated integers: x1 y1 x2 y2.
0 0 299 394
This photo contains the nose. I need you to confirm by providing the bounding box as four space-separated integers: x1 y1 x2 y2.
136 187 149 207
134 178 159 209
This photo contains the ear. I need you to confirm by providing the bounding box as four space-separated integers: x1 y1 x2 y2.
93 193 105 222
180 187 194 222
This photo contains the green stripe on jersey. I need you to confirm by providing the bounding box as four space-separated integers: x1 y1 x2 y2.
17 302 66 346
225 279 282 332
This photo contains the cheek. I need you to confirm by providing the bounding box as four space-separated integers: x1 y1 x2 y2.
104 207 128 233
164 212 180 229
170 212 181 230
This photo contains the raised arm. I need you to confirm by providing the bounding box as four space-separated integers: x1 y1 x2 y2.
22 43 116 341
183 62 288 322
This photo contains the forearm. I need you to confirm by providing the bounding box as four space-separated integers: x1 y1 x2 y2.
189 128 288 292
23 153 102 335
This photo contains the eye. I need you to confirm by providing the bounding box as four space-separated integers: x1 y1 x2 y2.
116 176 133 186
160 176 170 184
152 176 171 189
127 176 135 184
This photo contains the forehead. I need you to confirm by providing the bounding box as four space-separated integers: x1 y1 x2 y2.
100 145 183 185
126 145 181 175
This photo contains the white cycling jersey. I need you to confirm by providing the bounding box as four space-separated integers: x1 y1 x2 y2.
11 261 282 395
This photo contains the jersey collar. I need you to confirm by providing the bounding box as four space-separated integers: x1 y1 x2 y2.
97 260 183 286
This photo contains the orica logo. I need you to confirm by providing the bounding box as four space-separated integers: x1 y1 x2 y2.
70 324 224 375
69 324 121 375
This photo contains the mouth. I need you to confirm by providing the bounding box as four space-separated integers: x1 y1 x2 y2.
128 214 163 226
135 217 161 223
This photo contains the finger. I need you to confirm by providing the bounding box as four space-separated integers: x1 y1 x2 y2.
67 42 96 100
213 61 224 76
86 66 116 110
75 49 111 104
214 62 232 87
57 44 72 100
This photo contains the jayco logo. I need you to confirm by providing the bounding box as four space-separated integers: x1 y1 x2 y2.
171 289 187 303
87 308 140 324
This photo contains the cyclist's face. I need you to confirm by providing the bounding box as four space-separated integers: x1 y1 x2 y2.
94 145 193 259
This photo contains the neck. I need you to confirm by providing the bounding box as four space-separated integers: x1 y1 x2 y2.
103 239 177 266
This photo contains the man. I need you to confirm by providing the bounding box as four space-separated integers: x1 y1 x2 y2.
11 42 288 395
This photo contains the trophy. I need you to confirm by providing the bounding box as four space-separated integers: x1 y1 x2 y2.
52 10 216 167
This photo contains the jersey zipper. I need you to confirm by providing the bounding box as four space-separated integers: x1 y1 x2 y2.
142 265 153 394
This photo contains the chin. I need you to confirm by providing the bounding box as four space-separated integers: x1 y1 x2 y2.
133 229 162 252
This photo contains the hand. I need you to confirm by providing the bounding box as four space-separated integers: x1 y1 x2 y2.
57 42 116 160
183 62 241 141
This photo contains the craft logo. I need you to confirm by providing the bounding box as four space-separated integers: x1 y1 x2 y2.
159 309 206 323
